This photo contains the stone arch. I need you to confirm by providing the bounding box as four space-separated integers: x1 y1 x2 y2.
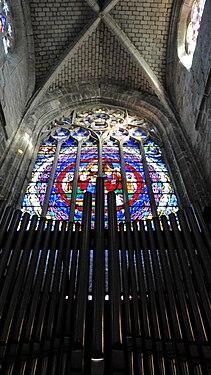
1 84 210 209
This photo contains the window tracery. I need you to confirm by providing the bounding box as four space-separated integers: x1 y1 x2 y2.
21 107 179 225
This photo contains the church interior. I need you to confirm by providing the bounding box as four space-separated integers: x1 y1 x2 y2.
0 0 211 374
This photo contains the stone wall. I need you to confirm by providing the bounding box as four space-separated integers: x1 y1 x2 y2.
0 0 35 140
166 0 211 188
49 22 155 95
110 0 173 86
28 0 94 86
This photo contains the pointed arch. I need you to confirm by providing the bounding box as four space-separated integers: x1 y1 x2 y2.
21 106 179 225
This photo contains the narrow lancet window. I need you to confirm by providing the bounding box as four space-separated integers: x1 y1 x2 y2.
186 0 206 56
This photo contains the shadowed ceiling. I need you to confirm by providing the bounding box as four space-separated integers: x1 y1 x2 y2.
28 0 174 98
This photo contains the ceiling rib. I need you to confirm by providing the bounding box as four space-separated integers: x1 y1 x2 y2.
85 0 120 14
85 0 100 12
102 0 120 14
103 14 165 101
28 15 101 110
28 0 174 117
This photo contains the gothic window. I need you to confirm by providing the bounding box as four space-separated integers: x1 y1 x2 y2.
186 0 206 55
0 0 13 54
177 0 206 69
21 107 179 225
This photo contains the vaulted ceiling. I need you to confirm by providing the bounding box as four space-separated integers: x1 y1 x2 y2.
29 0 174 100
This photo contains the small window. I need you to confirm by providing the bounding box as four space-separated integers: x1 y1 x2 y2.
186 0 206 55
0 0 14 55
178 0 206 69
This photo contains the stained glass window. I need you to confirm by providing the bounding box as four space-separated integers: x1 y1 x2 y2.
186 0 206 55
0 0 13 54
21 107 179 225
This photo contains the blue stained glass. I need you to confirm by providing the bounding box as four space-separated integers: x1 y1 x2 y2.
25 182 48 194
149 171 169 182
145 138 178 216
74 144 98 223
31 169 52 183
47 206 69 220
21 140 56 216
47 143 77 220
48 194 69 206
64 138 75 146
148 163 168 172
22 108 179 225
52 129 69 141
72 128 90 141
130 206 152 220
131 128 148 140
0 0 13 54
103 145 124 222
21 194 45 217
0 14 6 31
124 142 152 219
21 203 43 217
62 118 71 125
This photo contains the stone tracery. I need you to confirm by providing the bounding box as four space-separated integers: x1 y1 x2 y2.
21 106 178 225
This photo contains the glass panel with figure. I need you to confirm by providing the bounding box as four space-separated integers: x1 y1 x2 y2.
22 107 179 226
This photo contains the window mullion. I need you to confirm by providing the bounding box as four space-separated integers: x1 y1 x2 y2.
97 136 103 177
119 140 131 223
69 140 82 222
41 140 62 218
